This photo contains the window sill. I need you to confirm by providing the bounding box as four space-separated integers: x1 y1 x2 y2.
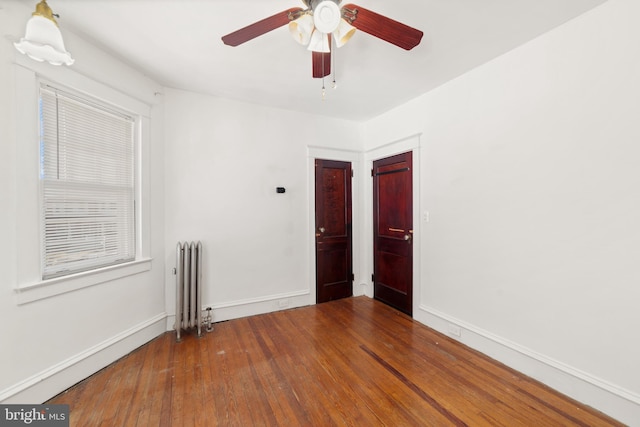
14 258 152 305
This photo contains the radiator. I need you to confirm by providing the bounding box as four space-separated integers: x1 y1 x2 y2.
175 241 207 341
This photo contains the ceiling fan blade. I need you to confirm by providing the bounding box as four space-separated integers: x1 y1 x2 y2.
342 4 423 50
222 7 304 46
312 35 331 78
312 51 331 78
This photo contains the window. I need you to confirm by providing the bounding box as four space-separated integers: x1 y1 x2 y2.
39 83 136 279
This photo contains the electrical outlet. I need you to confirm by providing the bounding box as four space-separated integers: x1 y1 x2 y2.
448 323 461 337
278 299 290 308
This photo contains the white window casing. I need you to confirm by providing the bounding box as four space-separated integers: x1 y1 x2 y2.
12 60 152 304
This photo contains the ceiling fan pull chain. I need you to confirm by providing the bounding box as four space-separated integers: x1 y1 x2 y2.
322 76 326 100
332 45 337 89
322 50 326 100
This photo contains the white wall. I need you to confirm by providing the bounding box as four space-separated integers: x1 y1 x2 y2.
0 0 166 403
3 0 638 422
163 89 362 323
362 0 640 424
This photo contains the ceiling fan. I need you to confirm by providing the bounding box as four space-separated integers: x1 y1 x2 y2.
221 0 423 79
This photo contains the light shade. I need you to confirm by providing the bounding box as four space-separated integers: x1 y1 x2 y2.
289 13 314 46
313 1 341 34
307 29 330 53
333 18 356 48
14 1 74 66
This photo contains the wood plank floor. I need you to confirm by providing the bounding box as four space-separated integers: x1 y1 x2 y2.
48 297 623 426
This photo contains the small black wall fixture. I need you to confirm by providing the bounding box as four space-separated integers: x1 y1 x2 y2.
276 187 286 194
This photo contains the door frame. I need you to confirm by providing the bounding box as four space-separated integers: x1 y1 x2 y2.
307 147 361 304
364 134 421 315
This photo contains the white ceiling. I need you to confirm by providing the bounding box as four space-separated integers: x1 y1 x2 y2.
46 0 606 121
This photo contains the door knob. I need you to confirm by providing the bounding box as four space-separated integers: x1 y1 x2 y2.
319 227 325 233
404 234 412 242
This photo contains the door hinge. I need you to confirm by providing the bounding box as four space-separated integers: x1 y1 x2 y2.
371 169 374 177
350 273 355 281
371 274 375 282
351 169 354 178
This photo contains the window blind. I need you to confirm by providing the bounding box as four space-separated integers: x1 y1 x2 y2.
40 84 136 279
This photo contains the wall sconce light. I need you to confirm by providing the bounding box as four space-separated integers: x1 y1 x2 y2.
14 0 74 66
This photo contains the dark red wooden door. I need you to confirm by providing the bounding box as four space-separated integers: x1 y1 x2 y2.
315 159 353 303
373 152 413 315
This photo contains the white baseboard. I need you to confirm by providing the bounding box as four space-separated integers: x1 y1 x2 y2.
416 305 640 427
165 289 312 331
0 313 166 404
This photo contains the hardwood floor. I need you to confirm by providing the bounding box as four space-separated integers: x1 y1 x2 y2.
48 297 623 426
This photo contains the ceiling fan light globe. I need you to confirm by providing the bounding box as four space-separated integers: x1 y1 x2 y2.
313 1 341 34
333 18 356 48
14 15 74 65
307 29 330 53
288 13 314 46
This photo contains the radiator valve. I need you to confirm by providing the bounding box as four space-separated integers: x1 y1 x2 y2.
203 307 214 332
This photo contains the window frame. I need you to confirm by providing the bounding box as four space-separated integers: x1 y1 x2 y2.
12 59 152 305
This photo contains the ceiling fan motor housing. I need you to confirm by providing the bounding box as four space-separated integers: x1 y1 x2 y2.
311 0 342 34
